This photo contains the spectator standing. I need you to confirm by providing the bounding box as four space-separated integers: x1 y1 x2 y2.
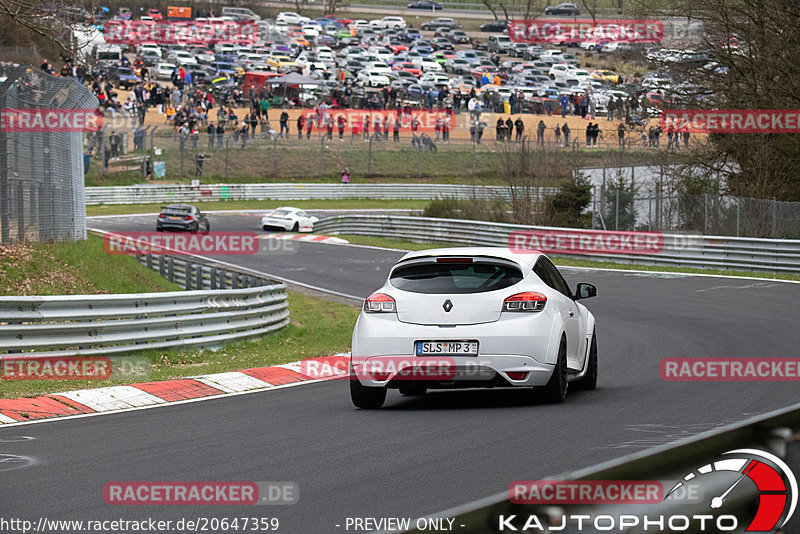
536 120 546 146
496 117 504 142
394 117 401 142
514 117 524 141
216 123 225 149
280 110 290 137
554 123 561 146
505 117 514 142
562 123 570 147
297 115 305 140
618 123 626 148
207 123 215 149
585 123 593 147
560 94 569 118
442 115 450 143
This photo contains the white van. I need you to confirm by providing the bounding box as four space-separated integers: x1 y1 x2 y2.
221 7 260 20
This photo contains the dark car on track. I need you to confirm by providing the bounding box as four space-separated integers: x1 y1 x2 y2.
156 204 210 232
480 19 510 32
407 1 442 9
544 2 581 15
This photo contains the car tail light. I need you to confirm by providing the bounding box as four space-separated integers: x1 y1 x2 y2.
184 215 193 221
158 214 166 218
506 371 529 380
503 292 546 312
364 292 396 313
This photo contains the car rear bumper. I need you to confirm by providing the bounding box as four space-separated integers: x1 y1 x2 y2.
352 312 558 388
156 221 197 231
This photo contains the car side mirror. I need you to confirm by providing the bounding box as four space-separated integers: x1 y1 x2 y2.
574 283 597 300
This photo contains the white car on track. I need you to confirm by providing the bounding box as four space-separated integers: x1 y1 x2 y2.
260 207 319 232
350 247 598 408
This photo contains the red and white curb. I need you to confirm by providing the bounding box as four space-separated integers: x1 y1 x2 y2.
260 233 349 245
0 355 349 426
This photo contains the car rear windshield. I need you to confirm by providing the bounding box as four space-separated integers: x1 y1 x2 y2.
271 209 291 216
161 205 192 215
390 261 523 294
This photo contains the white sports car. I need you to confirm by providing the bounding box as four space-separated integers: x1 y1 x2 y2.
260 207 319 232
350 247 598 408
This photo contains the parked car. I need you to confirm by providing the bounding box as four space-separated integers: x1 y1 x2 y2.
109 66 141 89
420 17 458 31
156 205 210 233
407 0 442 9
370 16 407 29
260 207 319 232
488 34 513 53
480 20 509 32
544 2 581 15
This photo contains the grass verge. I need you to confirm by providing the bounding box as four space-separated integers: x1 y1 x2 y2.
0 234 181 296
86 199 427 216
335 234 800 282
2 291 359 399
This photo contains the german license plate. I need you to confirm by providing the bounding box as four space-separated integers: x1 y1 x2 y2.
416 341 479 356
169 216 181 220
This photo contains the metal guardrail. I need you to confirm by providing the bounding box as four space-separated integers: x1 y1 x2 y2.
0 255 289 357
314 214 800 274
84 183 557 205
397 402 800 533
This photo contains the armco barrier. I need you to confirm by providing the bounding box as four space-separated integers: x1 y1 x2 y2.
396 402 800 534
314 215 800 274
83 183 557 205
0 257 289 357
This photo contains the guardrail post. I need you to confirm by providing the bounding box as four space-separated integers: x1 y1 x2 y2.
195 264 202 290
158 255 166 277
145 255 153 271
210 268 218 289
232 273 239 289
167 257 174 283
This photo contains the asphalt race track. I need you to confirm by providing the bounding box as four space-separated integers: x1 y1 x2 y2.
2 211 798 532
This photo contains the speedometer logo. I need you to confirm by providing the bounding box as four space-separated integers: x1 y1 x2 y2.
666 449 797 532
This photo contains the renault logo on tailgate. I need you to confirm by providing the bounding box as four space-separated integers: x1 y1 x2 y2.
443 299 453 312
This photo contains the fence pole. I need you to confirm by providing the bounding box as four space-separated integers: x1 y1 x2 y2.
615 189 619 230
367 134 373 175
772 197 778 238
472 139 476 177
592 185 597 230
736 197 741 237
417 142 422 179
648 191 652 232
180 141 184 175
319 134 324 176
704 193 708 234
272 135 277 177
224 136 229 179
